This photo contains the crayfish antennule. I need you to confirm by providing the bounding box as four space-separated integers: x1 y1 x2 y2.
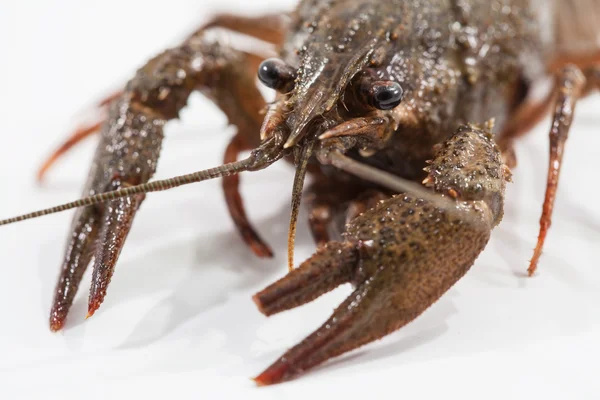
287 141 315 271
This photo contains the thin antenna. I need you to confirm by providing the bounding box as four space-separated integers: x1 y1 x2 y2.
0 137 286 226
327 151 488 228
287 141 315 271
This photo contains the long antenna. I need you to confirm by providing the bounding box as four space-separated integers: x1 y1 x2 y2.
0 137 286 226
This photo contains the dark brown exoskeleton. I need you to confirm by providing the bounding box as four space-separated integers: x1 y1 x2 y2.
2 0 600 385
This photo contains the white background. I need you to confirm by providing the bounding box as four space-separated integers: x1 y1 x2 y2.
0 1 599 399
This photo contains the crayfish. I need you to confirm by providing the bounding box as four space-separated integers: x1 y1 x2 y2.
2 0 600 385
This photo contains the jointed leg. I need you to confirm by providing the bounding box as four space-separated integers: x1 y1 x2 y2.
344 190 389 226
223 133 273 257
498 50 600 167
304 177 374 247
528 65 600 275
307 185 389 246
37 91 122 182
497 89 555 167
198 13 289 45
211 48 282 257
304 184 336 247
37 121 103 182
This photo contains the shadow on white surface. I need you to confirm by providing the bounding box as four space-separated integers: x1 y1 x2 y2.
116 213 290 350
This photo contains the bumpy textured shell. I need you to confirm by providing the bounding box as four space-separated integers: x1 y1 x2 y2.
283 0 544 181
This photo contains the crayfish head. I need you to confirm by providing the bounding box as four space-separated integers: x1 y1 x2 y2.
254 2 413 269
256 0 408 149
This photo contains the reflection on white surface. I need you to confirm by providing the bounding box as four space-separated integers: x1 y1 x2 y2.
0 1 599 399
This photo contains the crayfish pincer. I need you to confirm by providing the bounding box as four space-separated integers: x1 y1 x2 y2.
1 0 600 385
253 125 510 384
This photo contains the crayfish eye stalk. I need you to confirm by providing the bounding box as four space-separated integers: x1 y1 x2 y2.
356 72 404 111
258 58 297 93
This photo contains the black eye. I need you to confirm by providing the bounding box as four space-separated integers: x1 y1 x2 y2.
355 71 404 111
369 81 404 110
258 58 296 92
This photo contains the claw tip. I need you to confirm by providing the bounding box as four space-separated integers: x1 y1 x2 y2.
253 362 290 386
252 377 267 387
86 305 98 319
49 320 64 332
49 309 66 332
252 293 268 316
251 243 275 259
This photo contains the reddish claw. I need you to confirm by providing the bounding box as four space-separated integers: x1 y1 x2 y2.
46 28 287 330
253 125 511 384
49 94 163 330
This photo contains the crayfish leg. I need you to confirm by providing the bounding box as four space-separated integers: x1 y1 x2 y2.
37 121 103 183
197 13 289 45
303 178 371 248
198 13 291 258
36 90 122 182
223 133 274 258
528 65 600 275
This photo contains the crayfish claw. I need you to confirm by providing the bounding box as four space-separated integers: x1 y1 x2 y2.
254 194 494 384
48 91 164 329
50 177 149 329
254 124 510 384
